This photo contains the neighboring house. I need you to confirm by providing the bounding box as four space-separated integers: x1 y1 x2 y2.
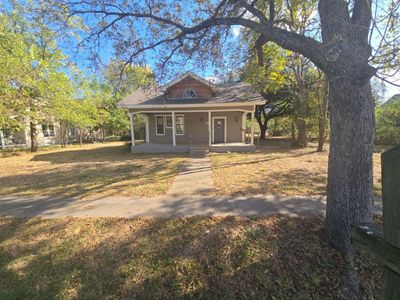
3 122 75 147
118 72 265 153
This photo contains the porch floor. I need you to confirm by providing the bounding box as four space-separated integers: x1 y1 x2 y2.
131 143 256 153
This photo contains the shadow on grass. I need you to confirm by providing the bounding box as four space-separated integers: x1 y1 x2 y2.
0 144 187 201
0 216 382 299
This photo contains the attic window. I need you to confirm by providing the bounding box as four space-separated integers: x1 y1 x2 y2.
183 89 197 98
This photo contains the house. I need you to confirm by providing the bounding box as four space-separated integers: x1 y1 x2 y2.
0 121 98 148
1 122 69 147
118 72 265 153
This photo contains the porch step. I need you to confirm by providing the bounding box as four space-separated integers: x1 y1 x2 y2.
190 145 209 155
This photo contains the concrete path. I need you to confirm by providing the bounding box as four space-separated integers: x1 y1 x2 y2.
167 154 214 196
0 154 383 218
0 194 382 218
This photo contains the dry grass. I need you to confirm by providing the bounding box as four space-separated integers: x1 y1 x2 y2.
0 142 186 200
0 216 382 299
211 138 382 197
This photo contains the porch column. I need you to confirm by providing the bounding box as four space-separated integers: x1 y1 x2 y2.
242 113 246 143
129 112 135 149
208 111 212 146
172 111 176 146
145 115 150 143
250 110 255 145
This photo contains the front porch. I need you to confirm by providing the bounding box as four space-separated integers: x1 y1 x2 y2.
130 142 256 153
128 108 258 153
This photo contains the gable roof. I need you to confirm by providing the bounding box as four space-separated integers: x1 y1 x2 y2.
161 71 216 90
118 74 265 108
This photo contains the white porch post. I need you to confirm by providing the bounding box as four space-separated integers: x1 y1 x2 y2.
242 113 246 143
208 111 212 146
172 111 176 146
129 112 135 149
250 110 255 145
145 115 150 143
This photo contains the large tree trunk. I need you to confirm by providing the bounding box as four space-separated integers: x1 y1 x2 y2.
317 78 329 152
326 79 374 253
296 117 307 147
30 121 39 152
259 124 267 140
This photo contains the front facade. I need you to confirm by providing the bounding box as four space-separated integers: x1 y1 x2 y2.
1 122 73 148
118 72 265 153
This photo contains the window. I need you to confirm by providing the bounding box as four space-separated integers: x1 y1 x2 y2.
68 126 76 136
176 116 184 135
156 116 165 135
166 116 173 128
183 89 197 98
42 124 55 137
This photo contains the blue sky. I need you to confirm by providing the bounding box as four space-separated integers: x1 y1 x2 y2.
61 19 398 100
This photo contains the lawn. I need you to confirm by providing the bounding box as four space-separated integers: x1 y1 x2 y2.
0 216 382 299
0 142 186 200
210 138 382 197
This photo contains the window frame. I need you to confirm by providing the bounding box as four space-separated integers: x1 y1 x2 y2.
165 116 173 128
155 115 166 135
182 89 197 98
42 124 55 137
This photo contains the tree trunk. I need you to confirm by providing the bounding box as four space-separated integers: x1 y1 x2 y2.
326 78 374 255
0 130 5 149
79 129 83 146
30 121 39 152
317 78 329 152
296 117 307 147
272 119 278 136
296 92 308 148
259 123 267 140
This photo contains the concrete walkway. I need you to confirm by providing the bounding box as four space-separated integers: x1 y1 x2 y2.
0 194 382 218
0 154 383 218
167 154 214 196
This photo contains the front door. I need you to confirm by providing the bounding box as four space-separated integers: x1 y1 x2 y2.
213 118 225 144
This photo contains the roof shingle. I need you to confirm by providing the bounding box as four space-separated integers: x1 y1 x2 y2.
119 81 264 108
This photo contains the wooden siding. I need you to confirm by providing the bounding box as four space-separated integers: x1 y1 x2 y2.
166 77 213 99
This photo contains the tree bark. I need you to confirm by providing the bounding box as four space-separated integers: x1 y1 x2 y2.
296 117 307 147
30 121 39 152
272 119 278 136
317 78 329 152
79 129 83 146
259 123 267 140
326 78 374 255
0 130 5 149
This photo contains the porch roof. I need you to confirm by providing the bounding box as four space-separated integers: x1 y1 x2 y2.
118 81 265 109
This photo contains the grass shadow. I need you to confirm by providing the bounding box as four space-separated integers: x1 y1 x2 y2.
0 216 382 299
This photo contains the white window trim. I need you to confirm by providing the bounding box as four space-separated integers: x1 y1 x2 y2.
183 89 197 98
155 115 165 135
42 124 55 137
175 115 185 135
211 116 227 143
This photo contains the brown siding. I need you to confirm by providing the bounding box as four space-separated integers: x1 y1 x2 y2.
166 77 213 99
147 111 244 145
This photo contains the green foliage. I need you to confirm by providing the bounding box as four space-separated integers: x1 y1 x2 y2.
375 95 400 145
242 44 287 93
0 9 154 145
